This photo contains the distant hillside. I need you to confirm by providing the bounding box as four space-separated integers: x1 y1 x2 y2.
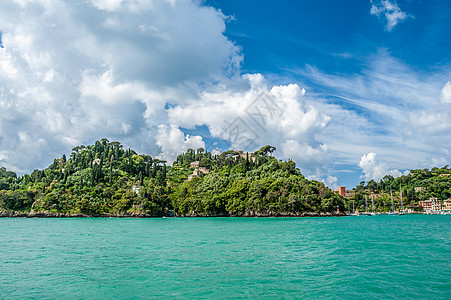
0 140 345 217
349 167 451 211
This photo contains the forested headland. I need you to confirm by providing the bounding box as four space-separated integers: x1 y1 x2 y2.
0 139 345 217
347 167 451 212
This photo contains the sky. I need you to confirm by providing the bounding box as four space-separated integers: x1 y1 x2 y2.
0 0 450 189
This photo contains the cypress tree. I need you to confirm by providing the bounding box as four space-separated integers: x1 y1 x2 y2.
152 163 157 178
128 149 132 173
110 155 114 184
91 168 95 186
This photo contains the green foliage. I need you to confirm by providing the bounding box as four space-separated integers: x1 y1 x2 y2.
0 139 346 216
0 167 16 179
348 166 451 211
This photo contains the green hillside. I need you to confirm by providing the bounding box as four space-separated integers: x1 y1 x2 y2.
349 167 451 211
0 140 345 217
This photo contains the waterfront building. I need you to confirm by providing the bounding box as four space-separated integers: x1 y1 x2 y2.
419 197 442 213
442 199 451 212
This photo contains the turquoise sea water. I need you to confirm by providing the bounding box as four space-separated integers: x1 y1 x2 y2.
0 215 449 299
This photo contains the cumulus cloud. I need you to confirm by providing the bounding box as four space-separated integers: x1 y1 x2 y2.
167 74 332 177
0 0 238 172
359 152 408 181
370 0 410 31
0 0 331 181
1 0 446 190
156 125 205 162
440 81 451 104
323 176 338 190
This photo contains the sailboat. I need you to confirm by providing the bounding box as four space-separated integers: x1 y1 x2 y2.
370 194 376 216
350 200 359 216
399 185 405 215
364 195 371 215
364 195 373 216
389 186 397 215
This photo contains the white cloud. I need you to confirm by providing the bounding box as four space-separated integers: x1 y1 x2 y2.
294 53 451 176
91 0 124 11
281 140 328 177
359 152 408 182
323 176 338 190
440 81 451 104
370 0 410 31
156 125 205 163
0 0 240 172
167 73 332 177
0 0 447 190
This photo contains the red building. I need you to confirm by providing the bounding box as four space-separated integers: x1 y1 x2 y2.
337 186 346 197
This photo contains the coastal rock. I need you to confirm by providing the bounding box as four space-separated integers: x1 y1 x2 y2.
0 208 346 218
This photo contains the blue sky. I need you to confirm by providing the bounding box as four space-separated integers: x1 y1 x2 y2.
208 0 450 75
204 0 451 187
187 0 451 187
0 0 450 189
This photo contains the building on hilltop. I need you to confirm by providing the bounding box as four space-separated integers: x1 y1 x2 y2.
345 190 355 198
198 167 209 174
132 185 141 196
233 150 256 162
190 161 200 168
186 166 210 181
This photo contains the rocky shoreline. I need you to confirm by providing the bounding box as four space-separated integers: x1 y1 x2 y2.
0 210 347 218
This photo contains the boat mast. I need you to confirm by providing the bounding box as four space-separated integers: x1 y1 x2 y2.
400 184 404 211
371 194 374 213
365 195 368 212
390 186 394 212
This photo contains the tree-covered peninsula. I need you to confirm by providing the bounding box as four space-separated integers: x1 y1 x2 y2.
0 139 345 217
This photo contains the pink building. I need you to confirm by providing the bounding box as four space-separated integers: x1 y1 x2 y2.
419 198 442 212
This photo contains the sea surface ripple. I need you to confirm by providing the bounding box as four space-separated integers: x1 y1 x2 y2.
0 215 449 299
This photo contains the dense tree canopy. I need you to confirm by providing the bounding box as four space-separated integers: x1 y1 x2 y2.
0 140 345 216
349 166 451 211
